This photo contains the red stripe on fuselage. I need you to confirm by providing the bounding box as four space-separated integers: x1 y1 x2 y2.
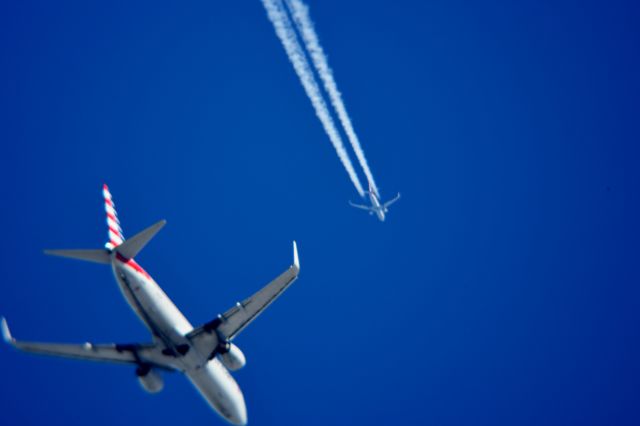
115 253 151 280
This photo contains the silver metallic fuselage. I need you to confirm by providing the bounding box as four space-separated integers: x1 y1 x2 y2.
111 253 247 425
369 191 386 222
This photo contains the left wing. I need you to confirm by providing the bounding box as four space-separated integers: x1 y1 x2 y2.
383 193 401 209
2 318 172 369
349 201 372 211
187 242 300 356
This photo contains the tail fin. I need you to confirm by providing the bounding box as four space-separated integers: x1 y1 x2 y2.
368 182 379 198
103 184 124 251
44 221 166 264
44 184 166 264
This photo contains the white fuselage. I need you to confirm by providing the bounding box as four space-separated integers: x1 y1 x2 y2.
111 253 247 425
369 192 386 222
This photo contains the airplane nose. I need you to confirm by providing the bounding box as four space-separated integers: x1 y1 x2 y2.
188 361 248 425
234 410 248 425
227 400 248 425
225 385 248 425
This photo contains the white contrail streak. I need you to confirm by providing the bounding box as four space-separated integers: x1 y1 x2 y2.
261 0 365 196
285 0 380 197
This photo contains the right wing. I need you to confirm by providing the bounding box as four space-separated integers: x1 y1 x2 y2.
349 201 372 211
2 318 172 369
187 242 300 356
383 193 401 209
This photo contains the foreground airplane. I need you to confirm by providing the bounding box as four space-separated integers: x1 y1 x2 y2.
349 185 400 222
1 184 300 425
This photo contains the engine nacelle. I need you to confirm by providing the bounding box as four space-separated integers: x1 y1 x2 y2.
136 365 164 393
217 343 246 371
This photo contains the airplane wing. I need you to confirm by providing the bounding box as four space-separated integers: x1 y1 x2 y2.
348 201 372 211
1 318 172 369
187 242 300 353
383 193 401 209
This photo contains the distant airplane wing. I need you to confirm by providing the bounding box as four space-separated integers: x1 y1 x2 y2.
1 318 172 369
383 193 401 209
187 242 300 353
349 201 372 211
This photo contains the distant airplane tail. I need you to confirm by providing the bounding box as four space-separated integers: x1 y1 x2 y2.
44 184 166 264
367 182 381 198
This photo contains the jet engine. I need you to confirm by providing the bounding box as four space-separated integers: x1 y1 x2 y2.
217 342 246 371
136 365 164 393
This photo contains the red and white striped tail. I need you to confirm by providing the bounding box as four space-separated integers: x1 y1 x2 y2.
103 184 125 251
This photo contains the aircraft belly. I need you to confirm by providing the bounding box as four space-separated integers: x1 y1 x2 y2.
187 359 247 425
113 264 192 343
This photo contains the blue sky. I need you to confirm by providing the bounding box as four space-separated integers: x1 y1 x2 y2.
1 1 639 425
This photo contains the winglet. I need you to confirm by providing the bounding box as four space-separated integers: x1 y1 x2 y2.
292 241 300 272
1 317 14 345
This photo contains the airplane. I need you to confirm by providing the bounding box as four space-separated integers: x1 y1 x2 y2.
349 185 400 222
1 184 300 425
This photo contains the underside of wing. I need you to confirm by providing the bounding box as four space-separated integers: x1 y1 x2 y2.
349 201 372 211
187 242 300 356
2 318 173 369
383 193 401 208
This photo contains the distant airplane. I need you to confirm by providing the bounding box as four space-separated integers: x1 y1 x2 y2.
349 185 400 222
1 184 300 425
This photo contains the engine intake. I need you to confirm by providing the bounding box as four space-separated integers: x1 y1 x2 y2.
217 342 246 371
136 365 164 393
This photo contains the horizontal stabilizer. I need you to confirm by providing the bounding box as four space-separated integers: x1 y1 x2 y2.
115 220 166 260
44 248 111 264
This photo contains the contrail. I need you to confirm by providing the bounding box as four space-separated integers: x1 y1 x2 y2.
284 0 380 197
261 0 365 197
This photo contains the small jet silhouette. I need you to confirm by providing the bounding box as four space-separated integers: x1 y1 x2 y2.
349 185 400 222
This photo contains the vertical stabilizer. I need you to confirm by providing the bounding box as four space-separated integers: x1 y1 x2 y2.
103 184 125 251
43 185 163 264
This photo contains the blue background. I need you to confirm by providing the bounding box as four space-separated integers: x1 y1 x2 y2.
1 1 639 425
